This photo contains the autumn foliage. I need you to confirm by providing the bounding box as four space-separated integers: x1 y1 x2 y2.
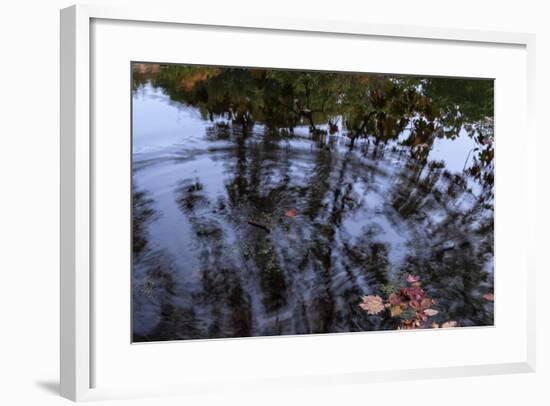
359 275 459 330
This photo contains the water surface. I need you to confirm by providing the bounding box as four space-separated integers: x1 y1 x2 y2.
132 65 494 341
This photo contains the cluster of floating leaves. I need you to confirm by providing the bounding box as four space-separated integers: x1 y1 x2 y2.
360 275 467 330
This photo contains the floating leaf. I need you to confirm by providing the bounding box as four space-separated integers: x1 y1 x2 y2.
420 298 433 310
381 283 397 296
424 309 439 317
359 295 385 315
360 274 450 331
483 293 494 301
406 274 419 284
399 307 417 321
409 300 421 310
388 292 401 306
400 319 417 329
390 305 402 318
401 286 426 302
285 208 297 218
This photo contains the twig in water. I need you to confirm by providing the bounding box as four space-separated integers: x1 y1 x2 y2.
247 220 271 233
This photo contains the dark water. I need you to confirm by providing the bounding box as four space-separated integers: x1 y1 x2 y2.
132 65 494 341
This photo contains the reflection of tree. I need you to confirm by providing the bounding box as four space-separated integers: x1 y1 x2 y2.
132 64 495 339
223 133 291 316
386 155 494 326
172 178 254 339
132 187 156 256
133 64 493 171
132 185 187 342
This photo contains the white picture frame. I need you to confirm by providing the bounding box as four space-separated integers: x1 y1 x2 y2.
60 3 537 402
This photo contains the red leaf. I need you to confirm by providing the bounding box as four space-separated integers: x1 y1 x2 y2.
483 293 494 301
406 274 419 284
388 293 401 305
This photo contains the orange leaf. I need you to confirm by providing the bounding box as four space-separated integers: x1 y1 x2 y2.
359 295 385 315
390 305 402 318
285 208 297 218
420 298 433 310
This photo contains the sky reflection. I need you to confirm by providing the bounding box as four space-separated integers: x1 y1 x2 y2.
132 64 494 341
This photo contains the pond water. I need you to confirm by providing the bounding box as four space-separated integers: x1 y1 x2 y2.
132 67 494 341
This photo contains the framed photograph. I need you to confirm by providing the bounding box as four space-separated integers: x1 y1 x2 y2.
60 4 536 401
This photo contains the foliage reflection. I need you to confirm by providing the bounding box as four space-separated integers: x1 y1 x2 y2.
132 63 494 341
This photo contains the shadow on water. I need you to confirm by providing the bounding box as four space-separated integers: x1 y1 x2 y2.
131 64 494 341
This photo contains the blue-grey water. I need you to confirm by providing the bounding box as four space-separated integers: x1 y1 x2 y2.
132 74 494 341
